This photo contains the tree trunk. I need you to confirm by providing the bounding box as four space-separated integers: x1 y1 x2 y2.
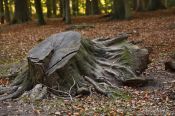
59 0 63 17
61 0 66 20
147 0 165 10
34 0 45 25
112 0 132 19
135 0 146 11
92 0 101 15
72 0 79 16
162 0 168 8
12 0 30 24
4 0 10 23
9 0 13 16
46 0 52 18
52 0 57 17
0 0 4 24
85 0 91 16
64 0 71 24
0 31 150 101
133 0 137 10
28 0 32 17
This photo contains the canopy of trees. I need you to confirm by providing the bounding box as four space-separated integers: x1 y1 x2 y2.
0 0 174 25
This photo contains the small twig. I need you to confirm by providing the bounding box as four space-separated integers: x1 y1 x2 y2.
68 76 76 101
37 81 69 96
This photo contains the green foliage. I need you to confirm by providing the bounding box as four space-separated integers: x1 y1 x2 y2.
119 46 133 66
109 88 131 100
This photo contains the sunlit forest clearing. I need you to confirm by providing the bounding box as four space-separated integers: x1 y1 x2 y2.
0 0 175 115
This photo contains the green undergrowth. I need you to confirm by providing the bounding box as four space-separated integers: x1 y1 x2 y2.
109 90 131 100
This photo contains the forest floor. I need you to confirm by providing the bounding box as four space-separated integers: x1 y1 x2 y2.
0 9 175 115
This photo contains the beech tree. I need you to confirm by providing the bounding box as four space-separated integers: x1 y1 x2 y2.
85 0 101 16
72 0 79 16
0 0 4 24
34 0 45 25
148 0 166 10
64 0 71 24
112 0 132 19
4 0 10 23
134 0 149 11
12 0 30 23
46 0 52 18
92 0 101 15
52 0 57 17
85 0 91 16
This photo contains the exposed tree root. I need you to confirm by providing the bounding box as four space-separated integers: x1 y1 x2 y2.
0 31 150 101
84 76 108 96
0 70 33 101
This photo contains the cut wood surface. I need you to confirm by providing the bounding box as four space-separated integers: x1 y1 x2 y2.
0 31 150 101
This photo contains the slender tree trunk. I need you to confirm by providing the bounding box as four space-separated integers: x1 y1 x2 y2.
46 0 52 18
12 0 30 23
85 0 91 16
4 0 10 23
52 0 57 17
72 0 79 16
0 0 4 24
34 0 45 25
61 0 65 20
59 0 62 17
92 0 101 15
9 0 13 16
133 0 137 10
65 0 71 24
28 0 32 17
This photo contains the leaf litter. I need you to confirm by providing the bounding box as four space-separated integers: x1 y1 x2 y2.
0 9 175 115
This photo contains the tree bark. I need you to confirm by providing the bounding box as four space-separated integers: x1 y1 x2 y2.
59 0 63 17
34 0 45 25
0 31 150 101
135 0 147 11
12 0 30 23
147 0 165 10
85 0 91 16
9 0 13 15
4 0 10 23
0 0 4 24
92 0 101 15
52 0 57 17
112 0 132 19
61 0 66 20
72 0 79 16
64 0 71 24
28 0 32 17
46 0 52 18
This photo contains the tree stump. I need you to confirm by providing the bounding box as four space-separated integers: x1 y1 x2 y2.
165 54 175 72
0 31 150 100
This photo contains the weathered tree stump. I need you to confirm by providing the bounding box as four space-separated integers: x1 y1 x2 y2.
0 31 150 100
